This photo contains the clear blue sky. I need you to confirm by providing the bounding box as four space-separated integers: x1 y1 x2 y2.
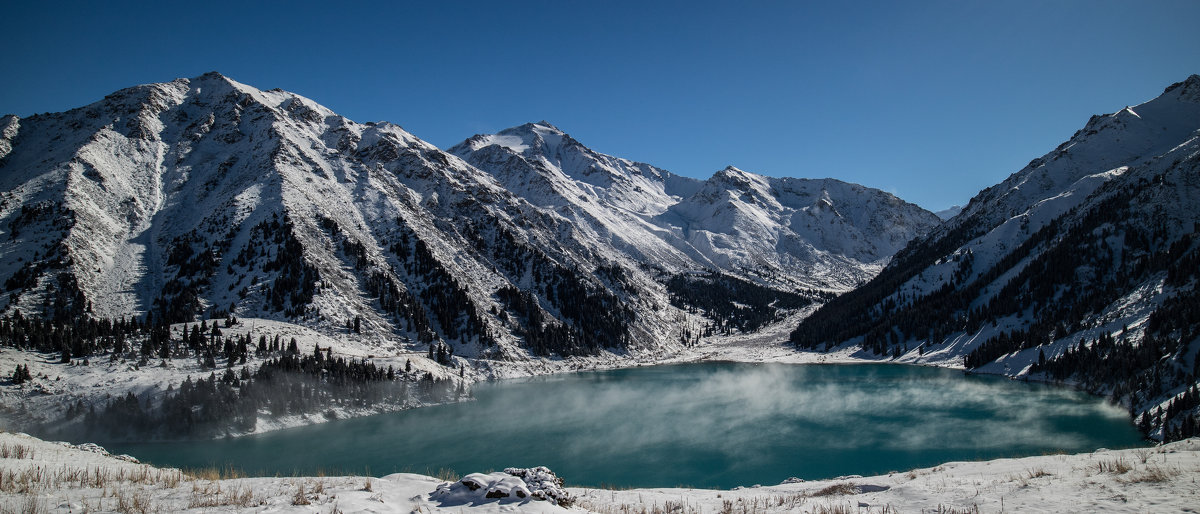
4 1 1198 211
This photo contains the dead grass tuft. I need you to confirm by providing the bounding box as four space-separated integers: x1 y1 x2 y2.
1096 458 1132 474
292 484 311 505
434 467 459 482
932 505 980 514
1025 467 1052 479
113 489 152 514
1121 465 1179 484
810 503 855 514
0 495 48 514
186 465 244 481
811 482 860 497
0 443 33 460
1133 447 1154 464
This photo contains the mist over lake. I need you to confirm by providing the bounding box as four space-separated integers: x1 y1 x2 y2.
106 362 1144 489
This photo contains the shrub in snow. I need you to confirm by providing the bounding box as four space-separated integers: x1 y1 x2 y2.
504 466 572 506
430 466 572 507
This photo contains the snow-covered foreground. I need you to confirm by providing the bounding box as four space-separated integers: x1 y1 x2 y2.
2 431 1197 513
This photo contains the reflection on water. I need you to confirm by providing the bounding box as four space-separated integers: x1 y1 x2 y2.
105 362 1144 489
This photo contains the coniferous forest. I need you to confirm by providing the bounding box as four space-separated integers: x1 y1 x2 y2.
0 312 464 440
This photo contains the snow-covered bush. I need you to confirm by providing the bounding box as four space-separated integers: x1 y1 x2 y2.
430 466 572 507
504 466 572 506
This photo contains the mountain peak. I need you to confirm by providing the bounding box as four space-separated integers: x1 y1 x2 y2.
715 165 750 177
184 71 244 90
1163 74 1200 102
454 121 574 156
523 120 562 133
712 166 763 184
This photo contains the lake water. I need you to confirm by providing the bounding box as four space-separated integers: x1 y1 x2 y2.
104 362 1145 489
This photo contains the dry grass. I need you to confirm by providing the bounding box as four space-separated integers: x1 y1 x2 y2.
113 489 152 514
808 503 898 514
1025 467 1052 479
0 464 184 494
434 467 459 482
811 482 859 497
579 494 806 514
1121 464 1179 484
0 495 48 514
810 503 855 514
186 465 244 481
0 444 33 460
1011 466 1054 487
187 481 258 508
1096 458 1133 474
291 483 312 505
932 506 980 514
1133 448 1154 464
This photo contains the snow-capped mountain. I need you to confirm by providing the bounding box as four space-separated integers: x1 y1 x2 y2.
451 123 941 292
792 74 1200 440
934 205 962 221
0 72 938 362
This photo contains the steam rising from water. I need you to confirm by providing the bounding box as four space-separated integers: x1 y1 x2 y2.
107 362 1143 489
495 364 1132 459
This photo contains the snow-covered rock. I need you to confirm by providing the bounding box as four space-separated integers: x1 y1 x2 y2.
431 467 570 507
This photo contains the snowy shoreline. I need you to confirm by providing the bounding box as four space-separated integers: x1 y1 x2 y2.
1 312 1130 443
2 430 1197 513
4 315 1188 511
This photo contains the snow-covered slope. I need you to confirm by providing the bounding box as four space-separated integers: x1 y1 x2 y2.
0 72 938 368
792 74 1200 440
0 73 633 361
663 166 939 289
452 124 940 292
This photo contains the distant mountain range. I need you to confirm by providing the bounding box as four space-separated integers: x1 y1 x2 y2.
0 72 939 359
793 74 1200 441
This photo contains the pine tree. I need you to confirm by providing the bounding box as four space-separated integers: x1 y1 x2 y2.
11 364 29 385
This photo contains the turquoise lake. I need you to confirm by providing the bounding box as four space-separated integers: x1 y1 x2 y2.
104 362 1146 489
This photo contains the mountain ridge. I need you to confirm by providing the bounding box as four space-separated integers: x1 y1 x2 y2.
791 73 1200 441
452 123 941 292
0 72 939 362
